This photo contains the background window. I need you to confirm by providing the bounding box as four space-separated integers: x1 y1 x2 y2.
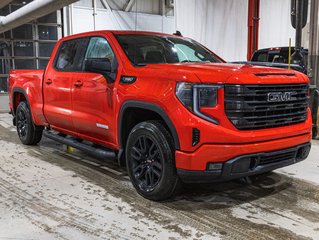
38 12 58 24
0 5 61 93
39 42 55 57
12 25 33 39
38 25 58 40
14 41 34 56
15 59 36 69
39 60 49 69
0 77 8 93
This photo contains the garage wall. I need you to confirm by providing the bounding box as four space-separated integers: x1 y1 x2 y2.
259 0 295 49
69 5 175 35
259 0 309 49
175 0 248 62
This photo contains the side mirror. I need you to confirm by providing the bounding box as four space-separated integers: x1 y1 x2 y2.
84 58 112 75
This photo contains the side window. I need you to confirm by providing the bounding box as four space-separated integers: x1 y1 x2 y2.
85 37 118 81
55 38 88 71
85 37 115 62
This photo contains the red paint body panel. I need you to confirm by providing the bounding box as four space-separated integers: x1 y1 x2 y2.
176 132 312 171
8 30 312 173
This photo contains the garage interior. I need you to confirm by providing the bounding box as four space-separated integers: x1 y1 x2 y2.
0 0 319 239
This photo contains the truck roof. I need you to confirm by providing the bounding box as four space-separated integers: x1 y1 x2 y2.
61 30 178 41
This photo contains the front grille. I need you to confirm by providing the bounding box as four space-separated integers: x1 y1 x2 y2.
225 84 309 130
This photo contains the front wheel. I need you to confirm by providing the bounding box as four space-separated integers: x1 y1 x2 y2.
126 121 180 201
16 101 43 145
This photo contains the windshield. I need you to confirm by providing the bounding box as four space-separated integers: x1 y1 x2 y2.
115 34 222 66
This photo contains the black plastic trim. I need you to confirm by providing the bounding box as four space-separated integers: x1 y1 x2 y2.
178 142 311 183
11 87 31 116
44 130 117 160
118 100 180 150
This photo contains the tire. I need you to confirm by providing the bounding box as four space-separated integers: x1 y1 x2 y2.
125 121 180 201
16 101 43 145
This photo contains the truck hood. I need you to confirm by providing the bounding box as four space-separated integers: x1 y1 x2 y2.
144 63 309 84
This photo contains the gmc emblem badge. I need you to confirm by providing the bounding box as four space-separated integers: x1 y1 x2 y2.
267 92 297 102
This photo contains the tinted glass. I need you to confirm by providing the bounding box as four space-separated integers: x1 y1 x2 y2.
0 77 7 93
12 25 33 39
55 38 88 71
38 25 58 40
39 42 55 57
115 35 221 65
0 59 10 74
85 37 115 61
0 42 11 56
14 41 34 56
38 12 58 23
251 51 268 62
15 59 36 69
39 60 49 69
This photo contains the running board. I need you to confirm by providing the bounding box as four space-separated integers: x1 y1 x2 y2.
43 130 117 160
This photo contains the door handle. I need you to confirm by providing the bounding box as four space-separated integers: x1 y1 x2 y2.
45 79 53 85
74 80 83 87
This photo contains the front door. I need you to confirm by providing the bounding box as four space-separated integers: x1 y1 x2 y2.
72 36 119 146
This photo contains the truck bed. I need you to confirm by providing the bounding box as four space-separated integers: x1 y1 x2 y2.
9 70 46 125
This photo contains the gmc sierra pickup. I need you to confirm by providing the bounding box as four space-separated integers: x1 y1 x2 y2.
9 31 312 201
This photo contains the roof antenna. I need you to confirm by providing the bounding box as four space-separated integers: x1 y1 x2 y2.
173 30 182 37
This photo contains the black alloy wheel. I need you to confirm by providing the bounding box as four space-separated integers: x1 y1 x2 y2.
16 101 43 145
126 121 180 201
17 107 28 140
130 135 163 192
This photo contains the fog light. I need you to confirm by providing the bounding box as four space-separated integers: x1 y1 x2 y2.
207 163 223 171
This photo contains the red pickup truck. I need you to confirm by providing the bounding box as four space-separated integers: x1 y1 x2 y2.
9 31 312 201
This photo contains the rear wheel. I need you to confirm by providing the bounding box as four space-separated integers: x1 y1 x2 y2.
16 101 43 145
126 121 180 201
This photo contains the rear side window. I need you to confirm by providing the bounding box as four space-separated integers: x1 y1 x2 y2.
55 38 88 71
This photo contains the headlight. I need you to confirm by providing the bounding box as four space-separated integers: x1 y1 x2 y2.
176 82 221 124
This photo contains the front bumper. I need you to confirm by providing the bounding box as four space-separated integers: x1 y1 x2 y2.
177 142 311 183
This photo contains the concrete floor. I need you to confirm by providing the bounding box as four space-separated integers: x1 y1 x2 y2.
0 113 318 240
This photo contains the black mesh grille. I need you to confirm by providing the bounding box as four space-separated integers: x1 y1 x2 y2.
225 84 309 130
258 151 296 165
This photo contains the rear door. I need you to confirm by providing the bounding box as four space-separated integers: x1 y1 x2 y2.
43 38 89 132
71 36 119 146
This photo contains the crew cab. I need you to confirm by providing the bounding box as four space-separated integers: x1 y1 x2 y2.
9 31 312 201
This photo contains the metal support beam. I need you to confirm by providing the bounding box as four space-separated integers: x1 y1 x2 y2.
0 0 14 10
0 0 78 34
247 0 260 60
308 0 319 88
124 0 135 12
